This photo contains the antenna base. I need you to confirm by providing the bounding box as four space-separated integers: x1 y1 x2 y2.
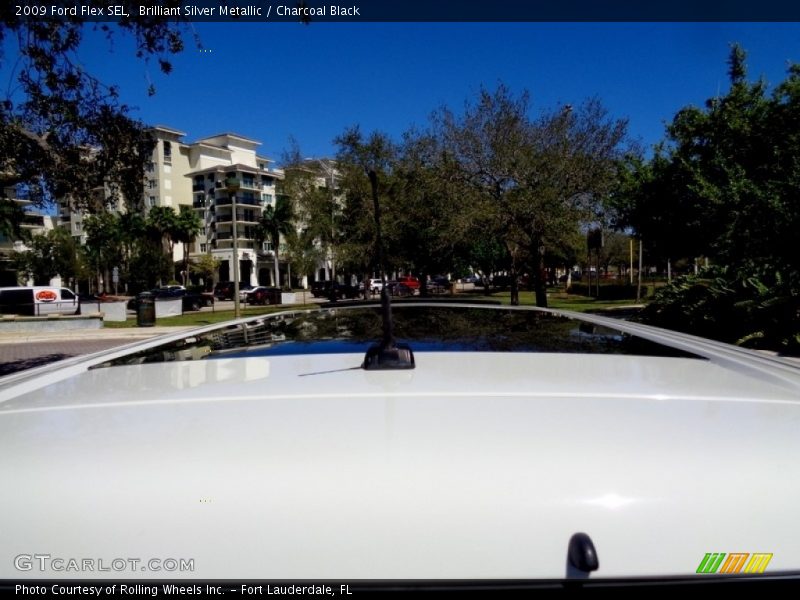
363 342 415 370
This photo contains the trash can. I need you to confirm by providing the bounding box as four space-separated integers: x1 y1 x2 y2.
267 287 282 305
136 292 156 327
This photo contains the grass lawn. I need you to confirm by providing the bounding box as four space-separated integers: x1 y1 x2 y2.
460 289 645 312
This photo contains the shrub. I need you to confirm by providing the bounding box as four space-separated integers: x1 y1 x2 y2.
638 268 800 355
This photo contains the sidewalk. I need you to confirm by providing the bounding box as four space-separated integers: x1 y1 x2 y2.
0 326 195 345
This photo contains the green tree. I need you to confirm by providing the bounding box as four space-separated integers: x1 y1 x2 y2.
616 45 800 276
389 131 463 294
621 45 800 352
433 85 628 306
334 127 398 290
257 196 295 288
286 229 324 301
146 206 178 279
173 205 203 285
14 228 80 285
190 253 221 291
1 6 191 217
83 212 123 293
0 196 28 241
281 155 342 282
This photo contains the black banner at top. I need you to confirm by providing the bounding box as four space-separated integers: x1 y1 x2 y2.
8 0 800 22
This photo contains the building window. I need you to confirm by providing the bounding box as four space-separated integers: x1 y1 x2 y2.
148 180 157 189
148 196 156 207
200 243 207 253
146 162 155 173
262 194 273 204
163 141 172 164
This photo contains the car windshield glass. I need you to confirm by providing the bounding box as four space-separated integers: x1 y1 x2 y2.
90 305 702 369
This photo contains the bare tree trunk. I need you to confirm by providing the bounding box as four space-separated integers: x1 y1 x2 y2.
510 264 520 306
534 250 548 307
529 240 548 308
273 245 280 288
183 242 190 286
636 239 643 302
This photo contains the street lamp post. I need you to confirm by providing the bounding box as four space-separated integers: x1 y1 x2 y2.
226 177 242 319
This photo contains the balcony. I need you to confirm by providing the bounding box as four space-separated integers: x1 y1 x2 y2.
192 200 206 209
192 183 206 192
216 213 259 224
215 239 255 249
215 196 261 207
216 231 255 241
20 214 45 228
224 177 259 191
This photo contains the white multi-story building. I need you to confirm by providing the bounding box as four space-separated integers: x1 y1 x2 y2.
286 158 344 284
150 127 285 286
59 126 285 287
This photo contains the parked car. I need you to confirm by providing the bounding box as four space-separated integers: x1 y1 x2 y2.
1 303 798 585
425 276 450 294
311 280 359 299
240 286 277 305
385 281 414 297
490 274 513 288
213 282 252 300
559 271 583 283
0 286 80 316
359 278 384 294
127 287 213 312
397 275 420 291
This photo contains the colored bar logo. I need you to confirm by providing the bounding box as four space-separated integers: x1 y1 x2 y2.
696 553 773 574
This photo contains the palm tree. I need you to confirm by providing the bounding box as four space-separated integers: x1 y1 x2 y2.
146 206 178 285
173 205 203 285
257 196 295 288
83 212 123 293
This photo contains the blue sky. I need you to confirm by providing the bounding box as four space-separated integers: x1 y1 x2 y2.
8 22 800 161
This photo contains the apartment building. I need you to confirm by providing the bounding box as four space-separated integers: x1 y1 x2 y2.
285 157 343 284
60 126 285 287
0 187 58 286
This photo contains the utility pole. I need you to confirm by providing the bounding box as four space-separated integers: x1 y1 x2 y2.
636 239 643 303
227 177 242 319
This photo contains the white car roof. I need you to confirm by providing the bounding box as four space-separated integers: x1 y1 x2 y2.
1 304 799 580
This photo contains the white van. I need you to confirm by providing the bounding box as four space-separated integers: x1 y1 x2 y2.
0 286 80 316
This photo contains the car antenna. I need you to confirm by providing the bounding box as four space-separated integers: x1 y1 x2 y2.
362 169 415 370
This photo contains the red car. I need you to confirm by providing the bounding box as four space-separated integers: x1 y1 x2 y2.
397 276 420 291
